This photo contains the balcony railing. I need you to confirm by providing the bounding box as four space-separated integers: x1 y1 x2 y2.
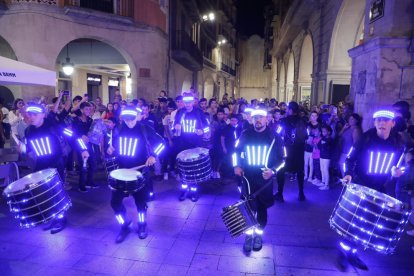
7 0 57 5
221 63 236 76
171 30 203 70
203 57 216 69
64 0 133 17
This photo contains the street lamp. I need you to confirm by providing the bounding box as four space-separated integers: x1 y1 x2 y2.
218 38 227 46
201 12 215 22
62 45 74 76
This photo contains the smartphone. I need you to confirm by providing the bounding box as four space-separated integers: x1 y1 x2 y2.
84 93 88 97
63 90 70 96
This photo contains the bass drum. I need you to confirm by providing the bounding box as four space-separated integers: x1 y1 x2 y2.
3 169 71 228
329 183 411 254
176 147 212 185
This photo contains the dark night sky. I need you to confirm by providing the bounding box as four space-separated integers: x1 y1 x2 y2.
236 0 272 38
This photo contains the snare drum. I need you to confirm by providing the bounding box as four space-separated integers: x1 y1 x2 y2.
108 169 145 193
176 147 212 184
329 183 412 254
3 169 71 228
221 200 258 238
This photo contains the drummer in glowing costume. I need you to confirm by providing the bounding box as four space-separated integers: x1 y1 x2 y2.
338 109 405 270
233 109 285 252
173 92 210 202
107 107 164 243
23 104 90 234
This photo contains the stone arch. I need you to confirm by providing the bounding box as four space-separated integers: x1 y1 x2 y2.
0 35 19 104
286 52 295 102
278 61 286 102
298 34 313 103
326 0 365 103
56 37 137 103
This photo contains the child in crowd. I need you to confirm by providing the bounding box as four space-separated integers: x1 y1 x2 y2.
311 127 322 185
318 125 333 190
304 125 315 182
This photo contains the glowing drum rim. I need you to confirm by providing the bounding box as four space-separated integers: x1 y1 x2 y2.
2 168 71 228
329 183 412 254
108 169 145 193
176 147 212 185
221 200 259 238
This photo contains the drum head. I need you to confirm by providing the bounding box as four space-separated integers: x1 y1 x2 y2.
110 169 142 181
4 169 57 194
349 183 403 210
177 147 209 162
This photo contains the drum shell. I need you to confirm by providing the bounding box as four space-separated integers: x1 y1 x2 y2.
108 175 145 193
104 157 119 177
330 183 411 254
4 170 71 228
177 154 212 184
221 200 258 238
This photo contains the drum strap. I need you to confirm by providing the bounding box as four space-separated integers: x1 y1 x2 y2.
242 175 274 199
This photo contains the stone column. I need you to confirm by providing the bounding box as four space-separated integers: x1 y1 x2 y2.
348 0 414 131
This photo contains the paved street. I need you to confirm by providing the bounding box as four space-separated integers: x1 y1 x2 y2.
0 171 413 276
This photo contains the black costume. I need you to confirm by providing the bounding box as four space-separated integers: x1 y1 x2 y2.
109 121 164 242
345 128 404 193
233 126 284 227
276 114 308 200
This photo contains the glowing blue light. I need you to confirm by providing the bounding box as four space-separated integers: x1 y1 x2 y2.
26 106 43 113
245 229 254 235
35 139 44 156
379 153 388 174
235 139 240 148
373 110 395 120
127 137 133 156
30 140 40 156
374 152 381 173
385 152 394 173
246 146 252 165
45 137 51 154
255 228 263 235
63 128 73 137
252 146 256 166
257 146 261 166
339 242 351 251
283 146 287 158
262 146 267 165
369 151 373 173
121 110 138 117
244 108 253 114
119 137 123 155
182 96 194 102
203 127 210 133
232 153 238 167
123 137 127 156
77 139 87 150
347 147 354 158
190 187 197 192
132 138 138 156
115 214 125 225
233 131 237 139
181 184 188 189
251 109 267 117
136 107 142 113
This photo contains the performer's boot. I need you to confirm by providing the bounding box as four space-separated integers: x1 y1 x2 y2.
337 249 349 272
273 192 285 202
50 213 67 234
252 228 263 251
243 229 254 253
179 184 188 201
137 211 148 239
190 186 199 202
115 214 131 243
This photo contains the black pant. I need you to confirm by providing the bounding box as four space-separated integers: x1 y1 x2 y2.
276 167 305 194
111 189 147 215
77 147 96 188
250 199 268 229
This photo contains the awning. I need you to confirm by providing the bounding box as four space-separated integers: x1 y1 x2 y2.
0 56 56 87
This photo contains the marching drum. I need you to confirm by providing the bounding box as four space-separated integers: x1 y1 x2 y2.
221 200 259 238
3 169 71 228
329 183 412 254
176 147 212 185
108 169 145 193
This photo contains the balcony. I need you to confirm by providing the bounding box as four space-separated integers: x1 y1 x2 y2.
203 57 216 69
171 30 203 71
64 0 133 18
221 63 236 76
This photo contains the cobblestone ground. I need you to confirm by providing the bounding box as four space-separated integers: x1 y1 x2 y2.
0 170 413 275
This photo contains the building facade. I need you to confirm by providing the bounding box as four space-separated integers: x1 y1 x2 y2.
169 0 238 100
266 0 414 129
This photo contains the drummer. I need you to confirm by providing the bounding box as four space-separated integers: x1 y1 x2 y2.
173 92 210 202
340 109 405 270
233 109 285 253
107 106 164 243
23 103 90 234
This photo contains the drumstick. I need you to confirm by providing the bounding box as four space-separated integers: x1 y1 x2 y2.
11 133 20 145
109 130 113 148
129 164 146 171
396 152 405 168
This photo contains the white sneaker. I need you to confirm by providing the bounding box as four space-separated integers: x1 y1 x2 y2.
319 185 329 190
163 173 168 180
406 229 414 236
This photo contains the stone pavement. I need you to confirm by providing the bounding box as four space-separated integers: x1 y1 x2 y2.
0 171 413 276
